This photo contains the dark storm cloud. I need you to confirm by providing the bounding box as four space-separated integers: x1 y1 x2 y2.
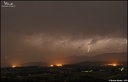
1 1 127 39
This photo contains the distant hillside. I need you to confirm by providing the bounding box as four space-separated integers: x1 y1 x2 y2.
56 52 127 64
21 52 127 66
52 55 90 64
21 62 47 67
91 52 127 61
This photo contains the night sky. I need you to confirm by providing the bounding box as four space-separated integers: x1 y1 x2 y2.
1 1 127 67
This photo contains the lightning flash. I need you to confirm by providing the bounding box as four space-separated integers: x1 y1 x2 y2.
87 44 91 52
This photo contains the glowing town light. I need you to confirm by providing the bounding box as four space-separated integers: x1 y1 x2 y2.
112 64 117 66
56 64 62 67
12 65 16 68
50 65 54 67
106 63 118 66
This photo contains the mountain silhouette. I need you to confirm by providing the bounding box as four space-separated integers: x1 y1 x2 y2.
56 52 127 64
21 62 47 67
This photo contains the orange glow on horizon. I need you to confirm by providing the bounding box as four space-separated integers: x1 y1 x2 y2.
12 65 16 68
106 63 118 66
50 65 54 67
12 64 21 68
56 64 62 67
112 64 117 66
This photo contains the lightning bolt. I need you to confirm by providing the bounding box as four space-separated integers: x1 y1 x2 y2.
87 44 91 52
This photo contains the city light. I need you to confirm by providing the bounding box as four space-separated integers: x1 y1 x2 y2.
56 64 62 67
106 63 118 66
12 64 21 68
48 64 63 67
12 65 16 68
50 65 54 67
112 64 117 66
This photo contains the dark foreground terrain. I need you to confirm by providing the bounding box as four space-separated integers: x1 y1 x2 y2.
1 63 127 82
